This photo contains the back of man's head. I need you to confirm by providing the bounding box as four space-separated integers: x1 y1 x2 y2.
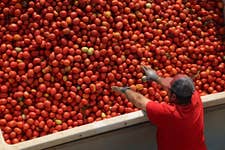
170 75 195 105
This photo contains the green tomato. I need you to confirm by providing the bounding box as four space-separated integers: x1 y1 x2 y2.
87 47 94 55
15 47 22 52
101 112 106 118
81 47 89 52
146 3 152 8
55 119 62 125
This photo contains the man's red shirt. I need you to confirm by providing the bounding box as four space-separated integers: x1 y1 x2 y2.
146 91 207 150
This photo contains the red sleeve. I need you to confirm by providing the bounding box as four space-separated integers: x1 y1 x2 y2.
191 91 201 106
146 100 176 126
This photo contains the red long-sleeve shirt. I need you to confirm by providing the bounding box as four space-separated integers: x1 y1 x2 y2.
146 91 207 150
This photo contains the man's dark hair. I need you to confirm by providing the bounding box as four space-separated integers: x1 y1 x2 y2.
170 90 192 105
170 76 195 105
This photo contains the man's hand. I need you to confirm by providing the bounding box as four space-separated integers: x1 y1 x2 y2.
141 66 159 82
111 86 130 94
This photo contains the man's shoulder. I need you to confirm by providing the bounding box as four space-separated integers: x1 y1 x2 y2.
192 91 202 102
147 100 177 112
190 90 204 109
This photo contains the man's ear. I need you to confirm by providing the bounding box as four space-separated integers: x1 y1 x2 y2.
170 93 177 103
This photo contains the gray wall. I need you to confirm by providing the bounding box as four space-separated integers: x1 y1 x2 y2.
47 104 225 150
204 105 225 150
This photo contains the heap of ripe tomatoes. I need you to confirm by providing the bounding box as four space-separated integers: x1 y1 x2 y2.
0 0 224 144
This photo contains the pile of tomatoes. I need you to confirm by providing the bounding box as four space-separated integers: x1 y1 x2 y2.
0 0 224 144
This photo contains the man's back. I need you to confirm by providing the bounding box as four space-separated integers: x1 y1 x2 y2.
146 91 207 150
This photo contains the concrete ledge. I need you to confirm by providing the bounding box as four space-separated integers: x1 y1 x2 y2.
202 92 225 108
1 92 225 150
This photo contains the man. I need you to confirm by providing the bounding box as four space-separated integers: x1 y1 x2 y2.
112 66 207 150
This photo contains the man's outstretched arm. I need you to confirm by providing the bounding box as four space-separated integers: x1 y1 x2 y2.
112 86 150 111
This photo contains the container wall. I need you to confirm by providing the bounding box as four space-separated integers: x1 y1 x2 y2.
1 92 225 150
47 104 225 150
204 104 225 150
